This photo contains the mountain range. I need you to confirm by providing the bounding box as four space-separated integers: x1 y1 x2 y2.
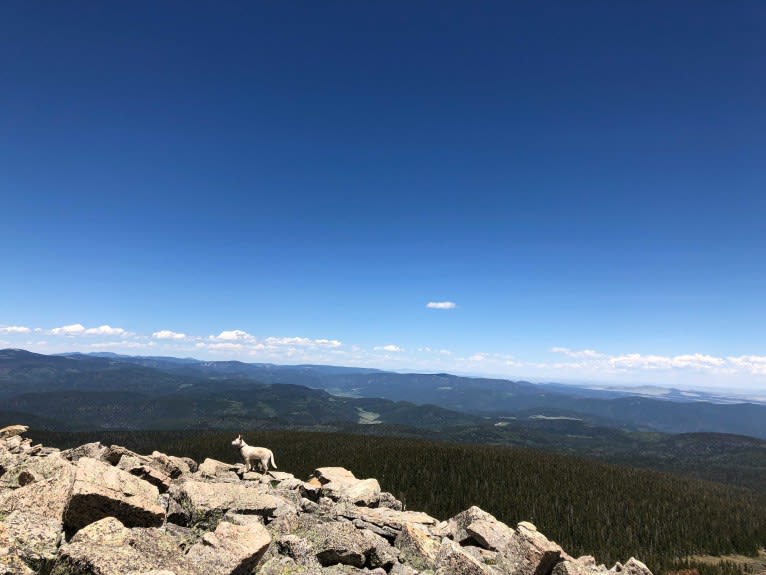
1 348 765 440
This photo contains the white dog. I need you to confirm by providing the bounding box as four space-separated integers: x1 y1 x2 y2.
231 434 277 475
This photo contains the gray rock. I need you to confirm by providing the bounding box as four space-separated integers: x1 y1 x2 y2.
310 467 382 506
301 521 397 569
0 510 62 574
620 558 654 575
170 479 295 528
167 496 191 527
198 458 240 481
555 559 599 575
435 538 496 575
63 457 165 533
466 518 515 551
377 491 404 511
257 555 324 575
394 523 440 571
497 521 563 575
117 453 173 493
50 516 188 575
389 563 419 575
151 451 192 478
277 477 307 491
447 505 498 544
276 534 323 568
185 520 271 575
0 425 28 440
340 506 439 539
61 442 106 463
0 453 75 521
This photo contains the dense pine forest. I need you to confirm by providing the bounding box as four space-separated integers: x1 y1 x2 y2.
35 429 766 575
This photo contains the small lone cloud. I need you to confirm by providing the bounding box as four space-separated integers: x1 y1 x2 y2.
427 301 456 309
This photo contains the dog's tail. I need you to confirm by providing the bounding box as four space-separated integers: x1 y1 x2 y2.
270 450 277 469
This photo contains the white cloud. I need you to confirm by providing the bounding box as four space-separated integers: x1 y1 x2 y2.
83 325 127 336
550 347 604 358
375 344 403 352
0 325 31 334
726 355 766 375
469 353 488 362
49 323 128 337
608 353 726 371
152 330 187 340
207 342 244 350
426 301 457 309
50 323 86 335
264 337 342 348
210 330 255 342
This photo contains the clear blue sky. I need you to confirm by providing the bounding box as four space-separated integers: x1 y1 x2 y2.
2 1 764 389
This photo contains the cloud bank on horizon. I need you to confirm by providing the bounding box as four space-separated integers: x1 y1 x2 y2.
1 322 764 390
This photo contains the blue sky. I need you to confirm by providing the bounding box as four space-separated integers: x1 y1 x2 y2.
1 1 765 389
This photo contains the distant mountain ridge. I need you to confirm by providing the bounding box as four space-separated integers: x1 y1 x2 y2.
2 349 766 440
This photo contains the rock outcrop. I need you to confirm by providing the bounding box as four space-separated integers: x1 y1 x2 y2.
0 425 654 575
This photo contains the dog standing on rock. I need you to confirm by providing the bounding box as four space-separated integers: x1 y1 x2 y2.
231 434 277 475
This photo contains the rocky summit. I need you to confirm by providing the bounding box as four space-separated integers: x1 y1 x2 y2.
0 425 653 575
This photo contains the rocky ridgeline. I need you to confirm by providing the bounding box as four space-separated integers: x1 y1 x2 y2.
0 425 653 575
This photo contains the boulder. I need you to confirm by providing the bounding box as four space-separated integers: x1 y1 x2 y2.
117 454 172 493
0 425 28 440
0 517 36 575
50 517 188 575
301 521 397 569
185 520 271 575
394 523 441 571
0 453 75 521
198 458 240 481
340 505 439 541
310 467 382 506
63 457 165 533
101 444 136 466
0 554 35 575
275 534 323 568
497 521 563 575
447 505 498 544
257 555 323 575
555 559 600 575
620 558 654 575
170 479 295 528
0 510 62 573
467 517 516 551
151 451 193 478
435 538 497 575
377 491 404 511
61 442 106 463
